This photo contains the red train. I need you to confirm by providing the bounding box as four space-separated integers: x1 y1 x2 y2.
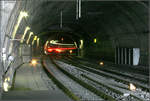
44 42 77 55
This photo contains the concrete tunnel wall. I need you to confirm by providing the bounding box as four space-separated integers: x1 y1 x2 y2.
77 1 149 66
0 1 28 89
0 1 17 88
0 0 149 90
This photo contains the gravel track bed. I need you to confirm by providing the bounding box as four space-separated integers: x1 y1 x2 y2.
45 59 102 101
64 58 149 91
68 57 149 83
55 60 150 101
38 64 59 90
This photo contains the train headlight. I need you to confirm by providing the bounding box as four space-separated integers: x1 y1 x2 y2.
69 50 73 54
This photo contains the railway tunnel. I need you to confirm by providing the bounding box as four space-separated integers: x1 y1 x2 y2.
0 0 149 101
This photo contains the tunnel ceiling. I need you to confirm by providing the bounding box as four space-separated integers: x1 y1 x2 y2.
17 0 148 46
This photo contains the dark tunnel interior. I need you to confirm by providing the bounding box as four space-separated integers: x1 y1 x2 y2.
19 1 149 65
0 0 149 101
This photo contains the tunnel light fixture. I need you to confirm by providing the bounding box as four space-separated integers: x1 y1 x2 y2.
94 38 97 43
27 32 34 44
4 77 10 82
3 82 9 92
76 0 82 19
32 39 35 45
12 11 28 40
20 11 28 17
32 35 38 45
9 11 28 53
21 26 30 43
46 41 49 45
4 78 7 82
37 38 40 47
37 37 40 41
79 0 81 18
80 40 83 49
74 42 78 48
34 36 37 40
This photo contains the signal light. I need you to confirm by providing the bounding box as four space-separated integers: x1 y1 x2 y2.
99 62 104 66
94 38 97 43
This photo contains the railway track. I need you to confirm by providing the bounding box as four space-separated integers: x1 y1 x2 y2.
54 60 149 101
42 57 103 101
69 56 149 76
63 57 149 91
67 56 149 84
41 56 149 101
53 57 149 100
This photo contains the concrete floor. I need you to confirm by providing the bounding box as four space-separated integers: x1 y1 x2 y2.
1 62 72 101
13 63 48 90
